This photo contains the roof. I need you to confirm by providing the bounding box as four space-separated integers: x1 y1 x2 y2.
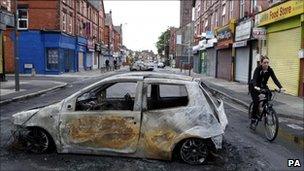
111 72 194 82
105 13 112 26
114 26 122 34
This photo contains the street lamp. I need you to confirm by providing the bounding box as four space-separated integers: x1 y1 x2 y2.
14 0 20 91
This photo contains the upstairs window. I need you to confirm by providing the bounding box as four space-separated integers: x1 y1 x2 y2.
17 9 28 30
62 13 67 32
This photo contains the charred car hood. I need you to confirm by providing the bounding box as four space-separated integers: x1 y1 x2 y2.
12 101 63 125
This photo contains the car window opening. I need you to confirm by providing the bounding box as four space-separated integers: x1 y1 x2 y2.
147 84 189 110
75 82 137 111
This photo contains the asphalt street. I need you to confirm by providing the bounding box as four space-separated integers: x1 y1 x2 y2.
0 69 303 171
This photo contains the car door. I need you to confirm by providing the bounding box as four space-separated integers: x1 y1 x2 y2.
140 80 191 159
59 80 143 154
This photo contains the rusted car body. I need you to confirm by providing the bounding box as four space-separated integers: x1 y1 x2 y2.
12 72 228 164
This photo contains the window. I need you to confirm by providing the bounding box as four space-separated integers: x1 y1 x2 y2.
240 0 245 18
251 0 257 13
62 13 66 31
17 9 28 30
215 10 218 27
222 5 226 25
230 0 234 19
68 14 72 34
46 49 59 70
76 1 79 12
146 84 189 110
76 82 137 111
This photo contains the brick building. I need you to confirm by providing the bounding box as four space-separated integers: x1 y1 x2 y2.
0 0 14 80
191 0 271 81
3 0 106 74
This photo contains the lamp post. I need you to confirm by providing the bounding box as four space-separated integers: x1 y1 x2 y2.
14 0 19 91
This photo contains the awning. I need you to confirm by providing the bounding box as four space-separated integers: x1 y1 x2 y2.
192 44 202 54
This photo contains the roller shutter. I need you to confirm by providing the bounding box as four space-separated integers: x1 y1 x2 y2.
267 27 301 96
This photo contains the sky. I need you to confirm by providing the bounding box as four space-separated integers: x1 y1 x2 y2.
104 0 180 53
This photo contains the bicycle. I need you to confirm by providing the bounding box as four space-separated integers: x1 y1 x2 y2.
248 88 282 141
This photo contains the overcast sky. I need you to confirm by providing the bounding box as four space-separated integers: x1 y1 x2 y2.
104 0 180 53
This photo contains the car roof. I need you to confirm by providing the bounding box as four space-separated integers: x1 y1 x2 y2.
111 72 194 82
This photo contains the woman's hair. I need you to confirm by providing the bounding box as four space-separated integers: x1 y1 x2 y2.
260 55 269 63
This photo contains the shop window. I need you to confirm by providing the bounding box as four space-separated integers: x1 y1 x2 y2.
46 49 59 70
17 9 28 30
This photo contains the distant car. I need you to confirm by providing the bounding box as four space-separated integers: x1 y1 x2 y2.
130 61 153 71
157 62 165 68
12 72 227 165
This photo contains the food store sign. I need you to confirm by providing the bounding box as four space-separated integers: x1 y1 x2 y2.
256 0 304 26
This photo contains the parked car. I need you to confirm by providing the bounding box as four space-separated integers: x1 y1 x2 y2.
130 61 153 71
12 72 228 165
157 62 165 68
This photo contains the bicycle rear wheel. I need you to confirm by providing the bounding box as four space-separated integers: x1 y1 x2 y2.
264 108 279 141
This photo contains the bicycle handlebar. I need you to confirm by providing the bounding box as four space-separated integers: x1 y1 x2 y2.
254 87 284 94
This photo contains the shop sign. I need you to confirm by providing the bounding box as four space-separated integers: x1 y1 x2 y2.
0 10 15 27
233 40 247 48
0 23 6 30
252 27 267 40
215 19 236 44
255 0 304 26
235 20 252 41
24 64 33 69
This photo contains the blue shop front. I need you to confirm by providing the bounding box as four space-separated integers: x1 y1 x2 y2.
18 31 77 74
76 36 87 71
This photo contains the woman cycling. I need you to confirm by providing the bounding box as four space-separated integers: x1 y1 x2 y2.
248 56 285 129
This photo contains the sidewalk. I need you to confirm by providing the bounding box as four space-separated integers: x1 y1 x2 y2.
1 66 129 105
0 79 67 105
6 68 119 78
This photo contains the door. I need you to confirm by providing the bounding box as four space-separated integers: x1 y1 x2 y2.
206 48 216 77
78 52 84 70
59 81 142 154
217 49 232 81
235 47 250 83
140 82 190 159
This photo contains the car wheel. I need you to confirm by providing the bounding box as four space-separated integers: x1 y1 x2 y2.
25 128 53 153
179 138 208 165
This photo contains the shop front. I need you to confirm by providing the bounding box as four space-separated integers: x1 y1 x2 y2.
204 31 217 77
215 20 235 81
76 36 87 71
86 39 94 70
255 0 304 96
233 19 255 83
192 42 202 74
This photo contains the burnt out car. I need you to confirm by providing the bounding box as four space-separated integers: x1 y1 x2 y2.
12 72 228 165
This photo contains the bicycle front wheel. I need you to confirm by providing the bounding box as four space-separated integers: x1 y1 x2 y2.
264 108 279 141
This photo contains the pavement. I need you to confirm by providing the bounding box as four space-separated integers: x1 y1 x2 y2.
167 67 304 148
0 68 125 105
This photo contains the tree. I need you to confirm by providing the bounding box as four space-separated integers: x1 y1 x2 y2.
156 29 170 56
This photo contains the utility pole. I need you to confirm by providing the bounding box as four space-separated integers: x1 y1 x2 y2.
14 0 20 91
188 22 193 76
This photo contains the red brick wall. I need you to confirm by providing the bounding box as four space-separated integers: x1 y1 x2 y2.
104 25 110 48
18 0 60 30
114 30 121 52
3 29 15 73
